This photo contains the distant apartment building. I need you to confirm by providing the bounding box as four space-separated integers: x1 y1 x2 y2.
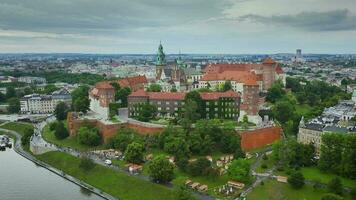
298 100 356 154
17 76 46 84
128 90 241 120
20 88 71 114
198 58 285 118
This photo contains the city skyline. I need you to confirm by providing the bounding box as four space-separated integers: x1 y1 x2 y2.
0 0 356 54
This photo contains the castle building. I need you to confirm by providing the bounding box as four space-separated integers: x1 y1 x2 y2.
88 75 148 120
198 58 285 121
128 90 240 120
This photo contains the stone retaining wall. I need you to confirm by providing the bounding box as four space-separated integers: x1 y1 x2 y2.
240 126 282 151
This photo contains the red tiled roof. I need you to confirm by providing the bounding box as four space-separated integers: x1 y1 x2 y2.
201 71 258 85
95 81 114 90
204 63 261 74
149 92 186 100
262 57 277 65
275 65 284 74
129 89 149 97
117 75 147 89
200 90 240 100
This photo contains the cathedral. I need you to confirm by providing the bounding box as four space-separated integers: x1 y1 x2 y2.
155 42 189 92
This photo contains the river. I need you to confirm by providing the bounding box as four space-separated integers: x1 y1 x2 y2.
0 139 105 200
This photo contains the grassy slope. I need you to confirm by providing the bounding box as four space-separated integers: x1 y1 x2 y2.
301 167 356 188
0 122 33 135
36 151 174 200
42 125 105 152
247 180 352 200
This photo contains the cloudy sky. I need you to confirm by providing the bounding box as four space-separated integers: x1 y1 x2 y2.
0 0 356 54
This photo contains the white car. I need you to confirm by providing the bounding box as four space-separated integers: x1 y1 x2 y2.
104 159 112 165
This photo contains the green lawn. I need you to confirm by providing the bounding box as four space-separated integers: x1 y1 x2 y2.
295 104 312 116
0 122 33 136
36 151 174 200
274 167 356 189
247 180 352 200
301 167 356 188
42 124 105 152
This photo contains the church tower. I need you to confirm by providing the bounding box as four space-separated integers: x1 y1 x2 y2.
156 42 166 80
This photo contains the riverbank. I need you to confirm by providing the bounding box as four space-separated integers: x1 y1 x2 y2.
0 128 117 200
36 151 175 200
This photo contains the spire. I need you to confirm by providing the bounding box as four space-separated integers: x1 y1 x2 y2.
299 116 305 128
156 42 166 66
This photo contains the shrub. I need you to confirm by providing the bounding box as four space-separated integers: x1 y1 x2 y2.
124 142 145 164
54 122 69 140
76 126 101 146
287 171 305 189
327 177 343 196
79 157 95 171
148 156 174 183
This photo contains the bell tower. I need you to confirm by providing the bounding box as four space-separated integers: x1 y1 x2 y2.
156 41 166 80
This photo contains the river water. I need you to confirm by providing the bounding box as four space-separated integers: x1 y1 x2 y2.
0 140 105 200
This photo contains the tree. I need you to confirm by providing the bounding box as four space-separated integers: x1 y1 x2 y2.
321 193 343 200
7 97 20 113
54 121 69 140
71 86 90 113
287 171 305 189
21 127 34 146
220 132 241 154
174 184 195 200
43 84 58 94
241 115 249 130
79 157 95 171
137 103 157 122
107 128 142 152
54 102 69 121
341 134 356 179
116 87 131 107
77 126 101 146
272 100 295 124
227 159 251 183
148 155 174 183
49 121 58 131
6 86 16 99
180 99 200 130
341 78 348 92
124 142 145 164
222 81 232 92
187 157 211 177
147 83 162 92
73 96 90 113
327 177 343 196
266 82 286 103
319 134 344 173
184 91 204 118
164 136 190 158
350 188 356 200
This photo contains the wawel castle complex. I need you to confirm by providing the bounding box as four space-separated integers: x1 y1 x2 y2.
88 43 285 124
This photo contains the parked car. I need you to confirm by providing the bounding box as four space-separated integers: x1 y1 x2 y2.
104 159 112 165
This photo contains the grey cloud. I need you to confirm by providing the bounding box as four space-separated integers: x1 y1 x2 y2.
238 9 356 31
0 0 231 34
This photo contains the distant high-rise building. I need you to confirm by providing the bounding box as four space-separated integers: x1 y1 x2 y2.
296 49 302 58
292 49 305 63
